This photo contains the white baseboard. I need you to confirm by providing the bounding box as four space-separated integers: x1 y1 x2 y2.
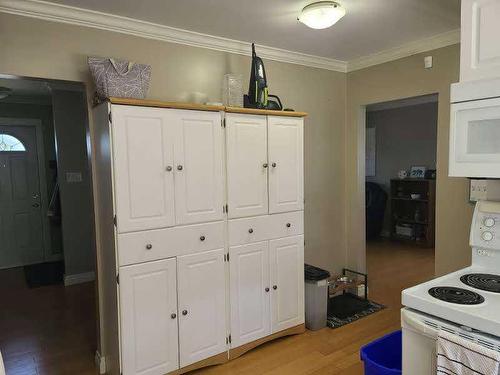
95 350 106 374
64 271 95 286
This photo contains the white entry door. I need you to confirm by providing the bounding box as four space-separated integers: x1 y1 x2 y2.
226 114 269 219
177 248 227 367
270 235 304 333
0 126 44 268
268 116 304 214
229 241 271 347
111 106 176 233
119 258 179 375
173 110 224 225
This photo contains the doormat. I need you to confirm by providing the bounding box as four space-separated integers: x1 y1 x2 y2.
327 293 385 329
24 261 64 288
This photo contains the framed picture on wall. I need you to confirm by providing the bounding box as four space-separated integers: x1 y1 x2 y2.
410 166 427 179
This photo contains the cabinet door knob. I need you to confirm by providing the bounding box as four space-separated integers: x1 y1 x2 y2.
265 287 270 292
271 162 277 168
182 310 188 316
248 228 254 234
200 235 206 241
286 223 291 228
146 244 152 250
273 285 277 290
177 165 183 171
166 165 173 172
263 163 268 168
171 313 177 319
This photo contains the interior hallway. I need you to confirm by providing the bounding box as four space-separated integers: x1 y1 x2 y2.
0 268 96 375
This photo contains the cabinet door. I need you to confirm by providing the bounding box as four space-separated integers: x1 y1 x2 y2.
226 114 268 218
177 249 227 367
119 258 179 375
173 110 224 225
268 116 304 214
229 241 270 347
270 235 304 333
460 0 500 81
111 106 175 233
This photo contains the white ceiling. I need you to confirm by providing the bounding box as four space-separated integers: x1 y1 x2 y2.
42 0 460 61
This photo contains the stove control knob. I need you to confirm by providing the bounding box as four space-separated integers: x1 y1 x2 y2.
484 217 495 228
482 231 494 241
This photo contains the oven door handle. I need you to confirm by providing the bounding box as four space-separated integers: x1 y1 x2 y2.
401 309 439 340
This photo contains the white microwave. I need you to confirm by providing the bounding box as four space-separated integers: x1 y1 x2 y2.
449 78 500 178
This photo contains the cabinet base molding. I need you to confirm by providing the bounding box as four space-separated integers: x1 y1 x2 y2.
169 352 228 375
229 323 306 360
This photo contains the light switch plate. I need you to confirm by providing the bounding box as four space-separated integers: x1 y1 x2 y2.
66 172 83 183
470 179 500 202
424 55 433 69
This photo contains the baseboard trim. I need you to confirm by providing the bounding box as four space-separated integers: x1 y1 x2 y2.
64 271 95 286
94 350 106 374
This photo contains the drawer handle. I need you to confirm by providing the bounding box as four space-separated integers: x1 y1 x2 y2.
273 285 278 290
263 163 268 168
265 287 270 292
182 310 188 316
248 228 254 234
200 235 206 241
286 223 291 228
145 244 153 250
166 165 173 172
177 165 183 171
271 162 277 168
171 313 176 319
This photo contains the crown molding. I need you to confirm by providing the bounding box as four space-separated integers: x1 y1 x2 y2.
347 29 460 72
0 0 460 74
0 0 348 72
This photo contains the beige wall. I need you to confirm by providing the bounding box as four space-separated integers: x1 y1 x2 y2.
0 13 348 278
346 44 473 276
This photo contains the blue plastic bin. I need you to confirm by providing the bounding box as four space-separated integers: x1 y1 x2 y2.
360 330 402 375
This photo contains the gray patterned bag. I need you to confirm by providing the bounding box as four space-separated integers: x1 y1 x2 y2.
88 57 152 99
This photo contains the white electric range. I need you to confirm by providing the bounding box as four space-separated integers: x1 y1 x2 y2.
401 200 500 375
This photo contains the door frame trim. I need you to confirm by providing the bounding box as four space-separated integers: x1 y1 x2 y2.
0 117 56 266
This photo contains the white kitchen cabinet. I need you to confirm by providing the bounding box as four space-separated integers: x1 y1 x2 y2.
173 110 224 225
270 235 305 333
268 116 304 214
94 101 306 375
460 0 500 82
111 106 176 233
226 114 268 218
119 258 179 375
177 248 227 367
111 106 224 232
229 241 271 347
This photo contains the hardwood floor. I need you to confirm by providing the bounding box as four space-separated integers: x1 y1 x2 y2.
0 267 97 375
0 240 434 375
193 239 435 375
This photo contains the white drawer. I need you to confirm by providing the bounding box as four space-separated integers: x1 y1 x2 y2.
228 211 303 246
117 221 225 266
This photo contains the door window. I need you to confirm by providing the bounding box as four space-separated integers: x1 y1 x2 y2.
0 134 26 152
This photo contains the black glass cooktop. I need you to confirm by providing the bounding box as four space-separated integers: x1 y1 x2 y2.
428 286 485 305
460 273 500 294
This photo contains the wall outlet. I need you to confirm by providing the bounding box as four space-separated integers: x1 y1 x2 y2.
470 179 500 202
357 284 368 298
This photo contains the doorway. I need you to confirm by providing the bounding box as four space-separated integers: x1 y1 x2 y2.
363 95 438 306
0 75 97 374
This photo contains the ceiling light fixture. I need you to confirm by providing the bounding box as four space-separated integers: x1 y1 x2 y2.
0 87 12 100
298 1 346 29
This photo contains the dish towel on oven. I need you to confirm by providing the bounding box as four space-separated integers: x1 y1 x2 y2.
437 330 500 375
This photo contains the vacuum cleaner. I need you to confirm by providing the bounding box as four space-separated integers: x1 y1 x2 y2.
244 43 286 111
